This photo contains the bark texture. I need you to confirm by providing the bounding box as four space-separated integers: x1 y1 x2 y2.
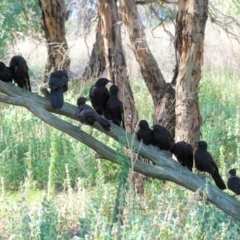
0 81 240 222
175 0 207 145
120 0 175 132
38 0 70 81
98 0 138 133
82 19 106 79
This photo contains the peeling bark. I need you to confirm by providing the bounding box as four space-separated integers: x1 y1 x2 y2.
175 0 207 145
119 0 175 132
98 0 138 133
82 19 106 79
38 0 70 82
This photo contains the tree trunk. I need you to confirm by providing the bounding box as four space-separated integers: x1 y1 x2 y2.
38 0 70 82
98 0 138 133
119 0 175 133
98 0 142 194
82 19 106 80
174 0 207 145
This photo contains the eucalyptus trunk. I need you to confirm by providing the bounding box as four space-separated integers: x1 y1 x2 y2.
175 0 208 145
38 0 70 82
98 0 138 133
82 19 106 79
119 0 175 133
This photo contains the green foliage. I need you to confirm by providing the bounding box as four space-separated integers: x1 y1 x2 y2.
40 198 59 239
112 145 131 224
0 0 42 57
199 68 240 172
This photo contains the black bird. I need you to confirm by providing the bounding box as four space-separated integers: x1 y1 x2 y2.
0 62 12 83
75 97 111 131
195 141 226 190
136 120 153 145
9 55 31 91
227 168 240 196
48 70 69 109
105 85 124 128
171 141 193 171
152 124 175 151
89 78 111 115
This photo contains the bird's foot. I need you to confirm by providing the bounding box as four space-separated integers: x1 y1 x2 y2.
40 85 51 99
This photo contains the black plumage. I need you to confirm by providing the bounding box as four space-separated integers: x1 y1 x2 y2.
171 141 193 171
48 70 69 109
0 62 12 83
89 78 111 115
75 97 111 131
9 55 31 91
195 141 226 190
136 120 153 145
105 85 124 128
227 168 240 196
152 124 174 151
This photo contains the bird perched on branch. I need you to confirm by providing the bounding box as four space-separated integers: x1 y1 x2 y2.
48 70 69 109
9 55 31 91
227 168 240 196
105 85 124 128
195 140 226 190
0 62 12 83
152 124 174 151
89 78 112 115
75 97 111 131
171 141 193 171
136 120 153 145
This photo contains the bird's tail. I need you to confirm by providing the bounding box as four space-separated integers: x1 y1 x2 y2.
212 171 226 190
97 116 111 131
50 87 64 109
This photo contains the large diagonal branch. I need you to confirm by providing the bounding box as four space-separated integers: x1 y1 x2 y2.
0 82 240 221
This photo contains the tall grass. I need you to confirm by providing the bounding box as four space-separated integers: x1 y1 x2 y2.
0 67 240 238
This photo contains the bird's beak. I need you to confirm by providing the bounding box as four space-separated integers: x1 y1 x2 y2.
195 141 199 146
108 80 113 83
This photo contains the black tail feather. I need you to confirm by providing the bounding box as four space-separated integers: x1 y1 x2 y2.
212 172 226 190
50 87 64 109
97 116 111 131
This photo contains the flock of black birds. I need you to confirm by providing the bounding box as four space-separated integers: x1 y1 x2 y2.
0 57 240 196
136 118 240 195
0 55 31 91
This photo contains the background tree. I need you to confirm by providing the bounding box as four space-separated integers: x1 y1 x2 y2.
0 0 41 57
38 0 70 82
174 0 208 144
98 0 138 133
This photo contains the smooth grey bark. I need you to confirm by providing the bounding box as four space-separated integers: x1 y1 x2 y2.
0 81 240 221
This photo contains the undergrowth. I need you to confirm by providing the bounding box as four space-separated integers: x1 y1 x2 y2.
0 67 240 239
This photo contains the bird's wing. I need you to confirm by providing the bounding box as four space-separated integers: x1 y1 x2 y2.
49 75 68 89
119 101 124 113
89 85 96 98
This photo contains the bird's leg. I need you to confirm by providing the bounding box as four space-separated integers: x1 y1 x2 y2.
40 86 51 99
197 171 205 178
